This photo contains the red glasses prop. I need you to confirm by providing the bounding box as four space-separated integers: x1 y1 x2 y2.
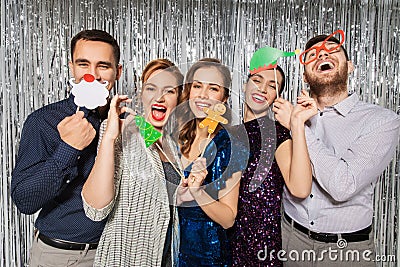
299 29 345 65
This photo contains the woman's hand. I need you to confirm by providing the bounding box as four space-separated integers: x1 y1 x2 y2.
273 97 294 130
291 90 318 127
176 180 194 205
103 94 132 141
187 157 208 197
176 157 207 205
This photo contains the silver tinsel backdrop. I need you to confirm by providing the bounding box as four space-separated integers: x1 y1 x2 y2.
1 0 399 266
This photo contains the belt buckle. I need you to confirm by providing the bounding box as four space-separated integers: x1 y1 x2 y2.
307 229 312 239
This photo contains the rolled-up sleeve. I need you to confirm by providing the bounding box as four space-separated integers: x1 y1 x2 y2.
82 120 124 221
82 192 115 221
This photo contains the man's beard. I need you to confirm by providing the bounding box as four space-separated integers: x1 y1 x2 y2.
305 63 349 97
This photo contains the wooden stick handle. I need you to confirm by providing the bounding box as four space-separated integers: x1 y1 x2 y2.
200 132 211 158
155 143 185 180
274 67 279 98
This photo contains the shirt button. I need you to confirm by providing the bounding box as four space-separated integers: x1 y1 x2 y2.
77 156 81 160
310 221 314 225
66 180 70 184
316 138 320 141
310 194 314 198
320 112 323 116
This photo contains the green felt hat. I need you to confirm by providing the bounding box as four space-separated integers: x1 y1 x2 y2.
249 46 300 74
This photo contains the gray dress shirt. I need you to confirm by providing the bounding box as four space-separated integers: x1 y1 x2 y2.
283 93 400 233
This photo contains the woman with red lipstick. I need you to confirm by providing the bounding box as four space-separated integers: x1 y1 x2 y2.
175 58 247 266
81 59 184 266
231 61 316 266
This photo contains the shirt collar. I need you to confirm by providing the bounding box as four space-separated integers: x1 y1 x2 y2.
331 93 359 117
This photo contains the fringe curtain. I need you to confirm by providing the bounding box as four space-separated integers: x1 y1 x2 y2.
1 0 399 266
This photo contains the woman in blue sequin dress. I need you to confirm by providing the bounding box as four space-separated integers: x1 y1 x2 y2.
176 58 247 266
231 64 317 266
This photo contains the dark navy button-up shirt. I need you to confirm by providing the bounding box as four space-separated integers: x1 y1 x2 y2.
11 94 107 243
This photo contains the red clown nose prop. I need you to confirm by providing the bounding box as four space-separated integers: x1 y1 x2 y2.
83 74 95 82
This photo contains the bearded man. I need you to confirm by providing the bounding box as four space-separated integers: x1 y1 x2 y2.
273 30 400 267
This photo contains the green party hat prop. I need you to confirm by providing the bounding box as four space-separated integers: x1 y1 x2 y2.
249 46 300 75
134 115 162 148
134 116 184 180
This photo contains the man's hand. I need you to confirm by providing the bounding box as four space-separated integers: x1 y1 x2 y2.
57 111 96 150
273 97 294 130
291 90 318 126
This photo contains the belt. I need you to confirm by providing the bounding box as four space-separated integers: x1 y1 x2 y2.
284 213 371 243
38 233 98 250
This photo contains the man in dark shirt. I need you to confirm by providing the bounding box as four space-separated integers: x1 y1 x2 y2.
11 29 122 266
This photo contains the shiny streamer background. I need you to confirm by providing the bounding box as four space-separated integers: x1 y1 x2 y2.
1 0 399 266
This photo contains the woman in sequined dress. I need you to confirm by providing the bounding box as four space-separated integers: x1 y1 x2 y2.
231 65 317 266
81 59 183 266
175 58 247 266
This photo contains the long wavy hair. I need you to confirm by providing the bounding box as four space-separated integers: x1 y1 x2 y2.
178 58 232 156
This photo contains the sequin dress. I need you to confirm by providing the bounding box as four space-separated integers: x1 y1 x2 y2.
231 116 291 267
178 128 247 267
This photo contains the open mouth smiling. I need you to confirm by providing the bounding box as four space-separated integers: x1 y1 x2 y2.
151 104 167 121
317 61 335 72
252 93 267 104
195 101 211 111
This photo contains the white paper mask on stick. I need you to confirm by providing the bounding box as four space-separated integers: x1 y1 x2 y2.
69 74 109 110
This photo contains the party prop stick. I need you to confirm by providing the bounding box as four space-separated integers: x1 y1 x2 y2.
69 74 110 113
155 143 185 180
302 64 307 92
198 103 228 158
296 56 307 96
137 114 184 179
273 68 279 98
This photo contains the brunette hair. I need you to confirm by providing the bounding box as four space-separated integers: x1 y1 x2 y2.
247 64 286 94
70 29 120 66
304 34 349 60
178 58 232 156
